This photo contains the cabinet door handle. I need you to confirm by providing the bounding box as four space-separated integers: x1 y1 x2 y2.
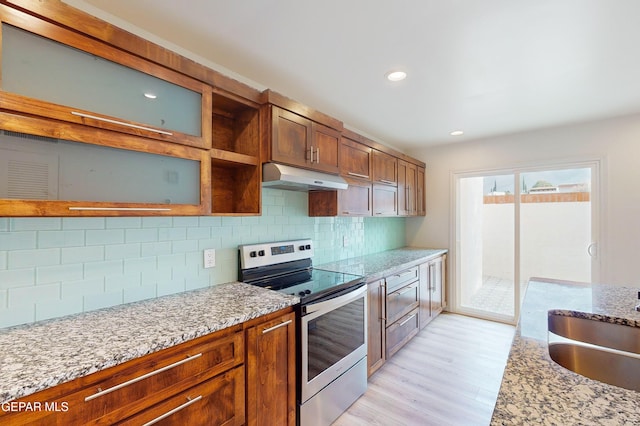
315 147 320 163
399 313 417 327
379 179 395 185
71 111 174 136
395 284 417 296
142 395 203 426
84 353 203 401
262 319 292 334
69 207 172 212
347 172 370 179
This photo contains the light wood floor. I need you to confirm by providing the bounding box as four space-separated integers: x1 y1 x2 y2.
333 313 515 426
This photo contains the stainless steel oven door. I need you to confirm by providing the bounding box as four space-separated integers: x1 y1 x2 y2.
300 283 367 403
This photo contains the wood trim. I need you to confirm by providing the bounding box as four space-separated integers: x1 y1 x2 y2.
261 89 343 131
343 127 426 169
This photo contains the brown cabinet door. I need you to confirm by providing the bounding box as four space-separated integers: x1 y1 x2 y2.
372 150 397 185
386 280 419 325
418 262 432 330
271 106 312 168
339 179 372 216
372 183 397 216
385 308 419 359
120 367 246 426
367 279 386 376
398 160 418 216
430 255 446 315
246 312 296 426
340 138 372 180
311 122 340 174
416 166 426 216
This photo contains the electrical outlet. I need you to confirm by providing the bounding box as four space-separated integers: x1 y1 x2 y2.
204 249 216 268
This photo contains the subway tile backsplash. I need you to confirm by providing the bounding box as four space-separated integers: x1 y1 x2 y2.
0 188 406 328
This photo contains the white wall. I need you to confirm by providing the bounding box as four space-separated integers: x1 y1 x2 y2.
406 113 640 288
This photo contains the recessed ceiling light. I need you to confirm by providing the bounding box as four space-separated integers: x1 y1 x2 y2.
144 93 157 99
385 71 407 82
450 130 464 136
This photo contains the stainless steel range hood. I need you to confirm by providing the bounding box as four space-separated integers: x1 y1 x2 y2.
262 163 348 191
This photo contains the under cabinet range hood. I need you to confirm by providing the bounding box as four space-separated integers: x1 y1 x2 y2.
262 162 348 191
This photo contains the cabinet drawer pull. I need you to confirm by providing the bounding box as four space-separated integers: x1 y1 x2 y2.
71 111 174 136
262 319 292 334
84 353 203 402
69 207 172 212
347 172 370 179
142 395 203 426
393 284 417 297
379 179 395 185
399 313 417 327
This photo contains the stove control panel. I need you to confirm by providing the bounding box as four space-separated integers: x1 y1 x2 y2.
239 239 314 269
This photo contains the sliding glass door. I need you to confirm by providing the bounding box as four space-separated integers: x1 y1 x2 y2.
454 162 598 323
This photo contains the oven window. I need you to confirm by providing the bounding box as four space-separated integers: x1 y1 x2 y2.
307 297 365 381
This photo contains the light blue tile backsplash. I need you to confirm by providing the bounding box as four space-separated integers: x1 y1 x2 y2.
0 188 405 328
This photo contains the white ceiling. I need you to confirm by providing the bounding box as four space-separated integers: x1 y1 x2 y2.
70 0 640 151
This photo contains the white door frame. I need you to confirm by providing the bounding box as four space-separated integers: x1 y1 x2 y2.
449 158 602 325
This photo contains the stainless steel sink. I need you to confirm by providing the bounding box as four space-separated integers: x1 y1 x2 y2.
548 312 640 354
548 342 640 392
547 312 640 391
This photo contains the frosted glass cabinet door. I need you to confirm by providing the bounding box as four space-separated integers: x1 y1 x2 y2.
1 23 209 147
0 128 208 216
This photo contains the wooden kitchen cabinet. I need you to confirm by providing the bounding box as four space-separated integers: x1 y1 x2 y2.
416 166 426 216
372 150 397 186
120 367 245 426
385 266 420 359
419 254 447 329
0 112 211 217
372 183 398 216
308 177 372 217
210 91 261 215
0 325 245 425
245 311 296 426
340 136 373 181
398 160 418 216
367 279 386 377
0 6 212 150
262 103 340 174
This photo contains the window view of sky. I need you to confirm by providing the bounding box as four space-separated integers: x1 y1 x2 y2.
484 168 591 194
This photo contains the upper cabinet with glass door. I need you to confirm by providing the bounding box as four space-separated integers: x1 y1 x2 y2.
0 6 212 149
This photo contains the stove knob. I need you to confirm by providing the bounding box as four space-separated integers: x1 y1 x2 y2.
298 291 306 297
305 244 311 250
258 250 265 256
304 289 311 294
299 245 305 251
249 251 257 258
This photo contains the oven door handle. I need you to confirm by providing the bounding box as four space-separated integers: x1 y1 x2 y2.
303 283 366 315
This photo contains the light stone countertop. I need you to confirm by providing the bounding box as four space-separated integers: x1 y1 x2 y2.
0 282 299 404
491 278 640 425
317 247 447 280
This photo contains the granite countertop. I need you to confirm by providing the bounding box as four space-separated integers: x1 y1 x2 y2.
491 278 640 425
317 247 447 280
0 282 299 404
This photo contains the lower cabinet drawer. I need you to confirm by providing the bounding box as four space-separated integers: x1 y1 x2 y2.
0 328 244 425
386 280 419 325
119 366 246 426
386 308 419 359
